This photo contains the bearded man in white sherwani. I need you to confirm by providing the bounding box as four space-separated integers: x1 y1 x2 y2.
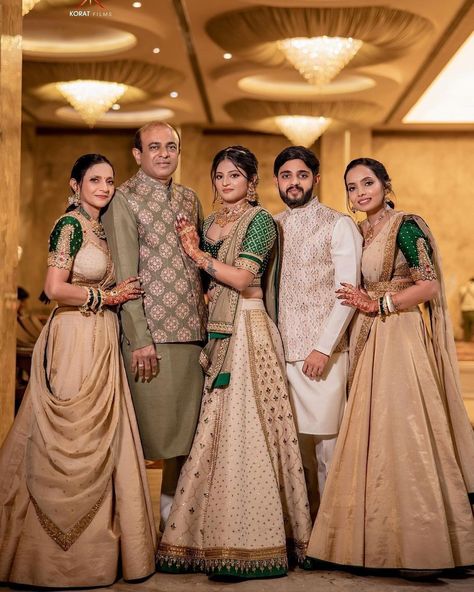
274 146 362 518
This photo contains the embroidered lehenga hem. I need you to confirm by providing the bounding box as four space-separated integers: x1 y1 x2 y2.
157 542 298 577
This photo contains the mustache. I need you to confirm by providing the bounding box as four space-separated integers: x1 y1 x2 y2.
286 185 303 193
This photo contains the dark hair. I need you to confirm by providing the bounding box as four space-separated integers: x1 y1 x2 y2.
210 145 259 204
133 121 181 152
273 146 320 177
17 286 29 301
66 153 114 213
344 157 395 208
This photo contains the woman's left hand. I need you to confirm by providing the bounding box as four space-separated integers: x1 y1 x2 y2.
175 214 200 260
336 282 378 314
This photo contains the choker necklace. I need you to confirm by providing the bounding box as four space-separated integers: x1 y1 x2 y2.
364 207 390 245
78 206 106 240
214 200 251 227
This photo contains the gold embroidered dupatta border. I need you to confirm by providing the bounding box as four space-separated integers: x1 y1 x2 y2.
200 207 263 390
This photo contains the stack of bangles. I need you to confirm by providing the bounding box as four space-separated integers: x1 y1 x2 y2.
378 292 398 317
79 286 105 315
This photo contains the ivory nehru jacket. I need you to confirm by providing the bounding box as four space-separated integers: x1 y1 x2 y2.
103 168 207 350
276 197 362 363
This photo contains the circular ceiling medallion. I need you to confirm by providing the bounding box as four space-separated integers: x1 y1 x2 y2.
55 106 175 127
238 71 375 98
23 19 137 58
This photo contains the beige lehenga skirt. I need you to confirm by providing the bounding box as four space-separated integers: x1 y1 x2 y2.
157 298 311 578
307 307 474 569
0 307 156 587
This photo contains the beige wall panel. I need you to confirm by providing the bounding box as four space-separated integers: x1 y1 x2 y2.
373 132 474 338
0 0 22 444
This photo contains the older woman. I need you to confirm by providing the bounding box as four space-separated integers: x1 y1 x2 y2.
306 157 474 573
0 154 156 587
156 145 311 579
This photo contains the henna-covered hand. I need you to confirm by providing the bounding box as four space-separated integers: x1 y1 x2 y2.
175 214 200 260
103 276 142 306
336 282 378 314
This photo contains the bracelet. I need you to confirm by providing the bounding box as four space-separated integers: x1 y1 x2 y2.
195 251 213 269
384 292 396 314
97 288 104 313
378 296 385 317
79 287 93 316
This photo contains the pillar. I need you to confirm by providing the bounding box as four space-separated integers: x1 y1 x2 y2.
0 0 22 444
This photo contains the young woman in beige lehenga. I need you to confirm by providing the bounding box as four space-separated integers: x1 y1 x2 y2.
306 158 474 572
0 154 156 588
156 146 311 579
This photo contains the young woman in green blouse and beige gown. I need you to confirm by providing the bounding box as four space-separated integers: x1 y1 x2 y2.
156 146 311 579
306 157 474 573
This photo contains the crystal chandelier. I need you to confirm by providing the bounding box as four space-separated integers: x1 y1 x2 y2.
278 36 362 86
275 115 332 147
56 80 128 127
22 0 41 15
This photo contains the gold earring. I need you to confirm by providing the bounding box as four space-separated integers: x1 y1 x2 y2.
246 183 257 202
68 190 80 207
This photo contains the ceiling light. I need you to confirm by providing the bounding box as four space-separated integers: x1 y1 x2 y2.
223 53 233 60
153 47 161 54
111 103 121 110
403 33 474 123
277 36 362 86
56 80 127 127
132 2 142 8
169 91 179 98
22 0 41 15
275 115 332 147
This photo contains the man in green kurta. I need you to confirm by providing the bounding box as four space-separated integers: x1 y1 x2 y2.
102 122 206 525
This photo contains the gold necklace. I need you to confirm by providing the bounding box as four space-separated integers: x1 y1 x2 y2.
78 206 106 240
364 208 389 245
214 200 250 228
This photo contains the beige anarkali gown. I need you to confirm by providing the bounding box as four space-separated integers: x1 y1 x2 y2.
0 209 156 587
307 212 474 570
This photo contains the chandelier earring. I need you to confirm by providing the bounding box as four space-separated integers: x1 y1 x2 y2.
68 189 81 207
246 182 258 203
346 195 356 214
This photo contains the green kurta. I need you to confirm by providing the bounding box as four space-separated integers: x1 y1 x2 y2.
102 169 206 460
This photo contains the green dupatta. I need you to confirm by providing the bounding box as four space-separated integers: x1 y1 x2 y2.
199 206 280 390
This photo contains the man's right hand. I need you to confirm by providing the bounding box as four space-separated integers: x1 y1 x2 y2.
132 344 160 382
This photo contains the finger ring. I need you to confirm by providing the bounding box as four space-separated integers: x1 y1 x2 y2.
138 363 144 367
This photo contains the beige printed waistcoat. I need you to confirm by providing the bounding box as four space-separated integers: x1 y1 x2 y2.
120 169 207 343
276 198 348 362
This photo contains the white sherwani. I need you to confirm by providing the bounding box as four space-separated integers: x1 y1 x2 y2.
276 198 362 435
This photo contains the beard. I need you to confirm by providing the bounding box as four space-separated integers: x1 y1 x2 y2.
279 184 314 209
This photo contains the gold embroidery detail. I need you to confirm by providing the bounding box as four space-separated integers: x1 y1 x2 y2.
411 237 437 281
30 489 107 551
234 257 260 275
48 224 75 270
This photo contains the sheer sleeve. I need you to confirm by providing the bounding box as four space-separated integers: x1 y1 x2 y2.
235 210 277 276
47 215 83 271
397 219 437 282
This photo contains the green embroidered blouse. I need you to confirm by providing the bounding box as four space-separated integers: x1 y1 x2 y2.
202 209 277 277
397 219 437 282
47 215 83 270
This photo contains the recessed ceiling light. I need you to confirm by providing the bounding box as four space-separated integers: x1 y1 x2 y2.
223 52 233 60
153 47 161 54
132 2 142 8
169 91 179 98
111 103 121 111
